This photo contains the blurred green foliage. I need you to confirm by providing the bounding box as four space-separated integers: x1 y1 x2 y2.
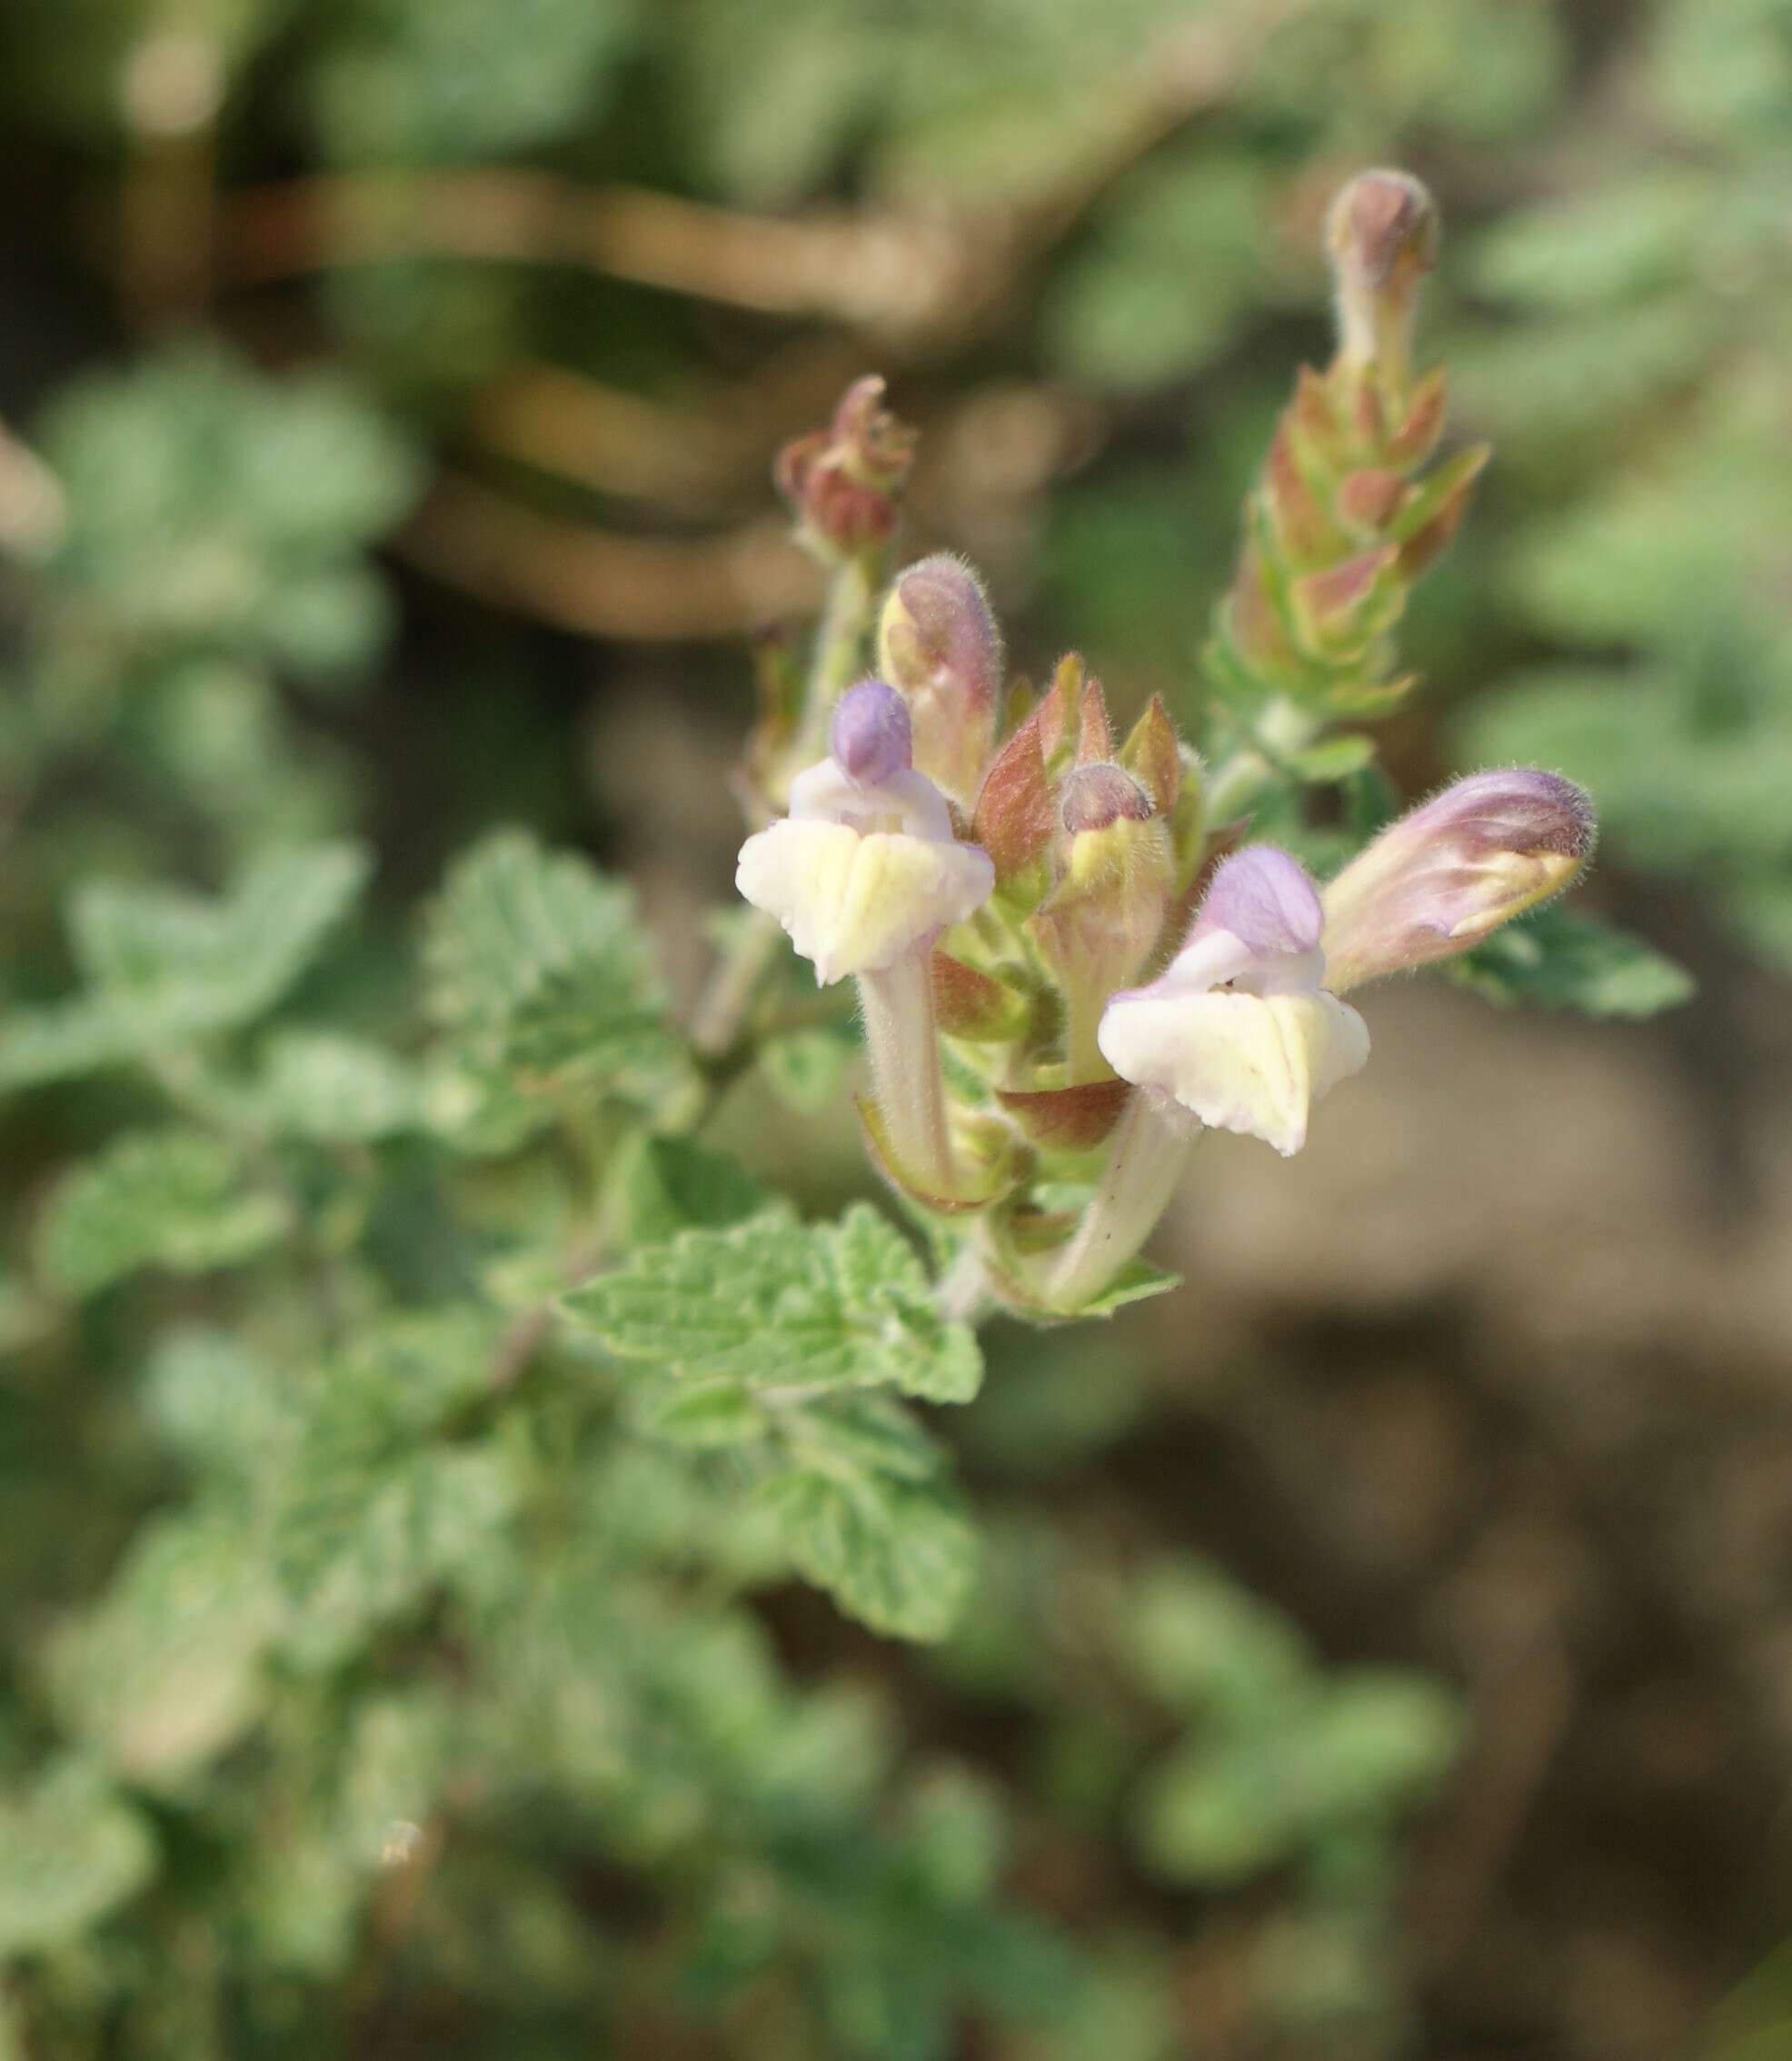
0 0 1777 2055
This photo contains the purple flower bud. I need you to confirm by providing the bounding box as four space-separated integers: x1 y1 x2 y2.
1321 769 1596 991
1192 846 1324 959
1327 169 1438 294
831 679 914 788
1325 167 1439 391
876 553 1002 806
1060 763 1151 835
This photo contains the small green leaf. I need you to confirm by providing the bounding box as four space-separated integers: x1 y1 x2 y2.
39 344 420 678
0 842 370 1090
1298 1671 1461 1816
612 1133 769 1246
761 1023 859 1110
782 1392 948 1486
563 1204 982 1406
49 1513 276 1785
1124 1561 1310 1722
308 0 638 164
1134 1733 1304 1886
264 1311 516 1667
141 1326 296 1472
627 1375 767 1448
37 1128 289 1299
0 1761 157 1956
1075 1257 1181 1319
1446 904 1694 1019
1470 170 1716 311
273 1442 519 1670
72 844 368 1002
1289 733 1377 783
762 1468 977 1643
253 1029 421 1140
423 830 676 1114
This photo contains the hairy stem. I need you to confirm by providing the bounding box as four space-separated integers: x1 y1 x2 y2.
792 547 881 764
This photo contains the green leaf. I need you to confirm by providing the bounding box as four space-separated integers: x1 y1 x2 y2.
782 1392 948 1486
563 1204 982 1406
612 1133 769 1246
1289 733 1377 783
141 1326 296 1473
39 344 421 677
1042 155 1264 390
273 1444 520 1671
762 1468 976 1643
423 830 676 1113
1297 1671 1460 1817
1124 1561 1310 1723
0 842 370 1090
1134 1667 1460 1889
49 1513 276 1784
37 1128 289 1299
761 1023 859 1111
253 1028 422 1141
627 1374 767 1449
1470 170 1716 311
0 1760 157 1957
308 0 638 164
1075 1257 1181 1319
1445 904 1694 1019
264 1311 517 1667
1134 1733 1306 1886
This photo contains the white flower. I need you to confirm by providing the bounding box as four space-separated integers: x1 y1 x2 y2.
1097 772 1594 1157
1098 847 1368 1157
735 682 994 986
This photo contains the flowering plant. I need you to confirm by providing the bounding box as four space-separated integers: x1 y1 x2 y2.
733 171 1600 1322
0 150 1697 2061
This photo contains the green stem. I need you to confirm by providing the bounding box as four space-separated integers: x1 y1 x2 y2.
791 547 881 766
1201 693 1319 827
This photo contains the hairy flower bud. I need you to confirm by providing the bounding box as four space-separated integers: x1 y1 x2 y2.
774 376 917 560
1327 168 1439 396
876 553 1002 807
1031 764 1173 1080
1321 770 1596 992
1059 762 1151 836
